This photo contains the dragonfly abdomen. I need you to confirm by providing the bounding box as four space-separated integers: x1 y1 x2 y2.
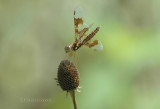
82 26 100 44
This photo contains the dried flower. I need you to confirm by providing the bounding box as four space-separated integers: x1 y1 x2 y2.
56 60 80 91
55 60 80 109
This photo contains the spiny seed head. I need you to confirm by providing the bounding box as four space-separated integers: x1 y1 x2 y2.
57 60 80 91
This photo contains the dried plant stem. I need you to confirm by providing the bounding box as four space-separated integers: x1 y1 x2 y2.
70 90 77 109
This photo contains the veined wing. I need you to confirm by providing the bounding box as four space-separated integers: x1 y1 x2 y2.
85 39 103 51
74 7 90 41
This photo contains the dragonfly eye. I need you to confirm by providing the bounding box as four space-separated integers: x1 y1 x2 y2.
64 45 71 53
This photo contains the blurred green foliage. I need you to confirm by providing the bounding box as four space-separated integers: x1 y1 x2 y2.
0 0 160 109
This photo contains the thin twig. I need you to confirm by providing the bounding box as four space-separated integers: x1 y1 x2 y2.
70 90 77 109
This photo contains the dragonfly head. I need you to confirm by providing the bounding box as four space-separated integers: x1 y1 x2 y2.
64 45 72 53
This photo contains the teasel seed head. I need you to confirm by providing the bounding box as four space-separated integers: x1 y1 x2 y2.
56 60 80 92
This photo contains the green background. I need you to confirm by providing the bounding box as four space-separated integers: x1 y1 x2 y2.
0 0 160 109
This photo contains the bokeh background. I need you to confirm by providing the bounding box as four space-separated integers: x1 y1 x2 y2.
0 0 160 109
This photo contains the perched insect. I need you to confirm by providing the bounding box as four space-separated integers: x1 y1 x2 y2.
56 8 102 109
65 7 103 60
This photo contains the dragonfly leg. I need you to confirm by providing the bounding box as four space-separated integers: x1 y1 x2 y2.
73 52 79 67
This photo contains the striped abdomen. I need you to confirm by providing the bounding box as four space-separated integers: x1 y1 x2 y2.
82 26 100 44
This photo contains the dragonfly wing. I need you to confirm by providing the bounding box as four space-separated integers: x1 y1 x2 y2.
85 39 103 51
74 7 90 41
74 7 84 40
79 24 93 40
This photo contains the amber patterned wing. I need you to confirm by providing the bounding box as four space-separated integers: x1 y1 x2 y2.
84 27 103 51
74 7 90 41
85 39 103 51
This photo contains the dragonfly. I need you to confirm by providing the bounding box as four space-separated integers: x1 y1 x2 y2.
64 7 103 62
59 7 103 109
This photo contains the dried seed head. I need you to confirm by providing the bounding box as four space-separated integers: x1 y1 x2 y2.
57 60 80 91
